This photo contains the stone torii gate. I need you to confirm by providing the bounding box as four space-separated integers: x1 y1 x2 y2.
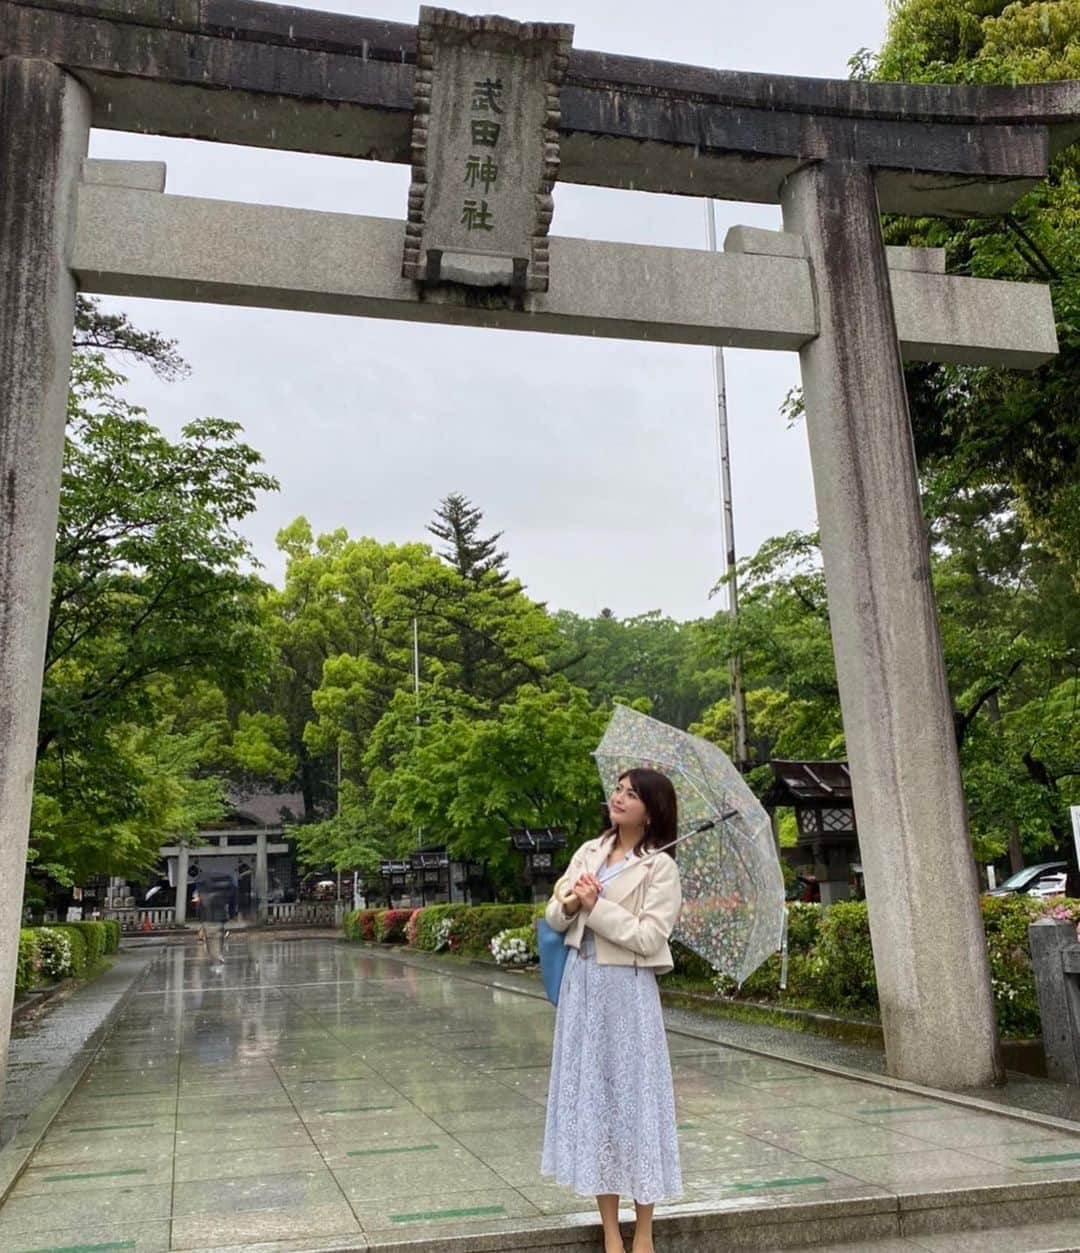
1 0 1077 1098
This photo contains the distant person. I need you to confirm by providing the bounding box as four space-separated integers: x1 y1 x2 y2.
541 768 683 1253
194 867 237 966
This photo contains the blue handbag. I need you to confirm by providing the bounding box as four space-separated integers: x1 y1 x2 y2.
537 917 570 1006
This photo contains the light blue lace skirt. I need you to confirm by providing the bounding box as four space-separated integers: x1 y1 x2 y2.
541 943 682 1203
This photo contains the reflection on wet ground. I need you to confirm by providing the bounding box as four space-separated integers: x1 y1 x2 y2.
4 936 1080 1251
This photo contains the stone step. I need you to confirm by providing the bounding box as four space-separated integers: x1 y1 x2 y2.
810 1219 1080 1252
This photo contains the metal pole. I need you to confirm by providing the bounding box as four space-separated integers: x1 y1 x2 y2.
413 617 423 850
705 200 750 770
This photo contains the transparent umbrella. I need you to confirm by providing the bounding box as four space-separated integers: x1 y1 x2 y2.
593 703 785 984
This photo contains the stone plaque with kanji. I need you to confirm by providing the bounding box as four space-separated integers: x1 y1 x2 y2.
402 7 573 292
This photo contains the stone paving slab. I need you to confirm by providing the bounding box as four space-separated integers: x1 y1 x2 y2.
4 937 1080 1251
0 949 157 1149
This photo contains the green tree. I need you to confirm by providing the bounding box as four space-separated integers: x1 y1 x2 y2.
32 351 278 881
267 518 569 872
73 295 188 381
859 0 1080 571
362 682 608 890
427 492 508 583
551 609 724 729
694 521 1079 869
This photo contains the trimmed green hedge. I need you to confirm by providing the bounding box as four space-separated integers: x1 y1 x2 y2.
13 920 117 994
16 930 40 994
374 909 413 943
49 925 89 976
62 921 106 965
701 895 1080 1041
345 903 542 957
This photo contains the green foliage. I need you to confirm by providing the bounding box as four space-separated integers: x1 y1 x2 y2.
223 712 296 784
364 682 608 890
271 514 576 876
49 925 89 977
62 921 107 965
979 893 1076 1037
427 491 508 583
669 940 714 982
32 349 277 886
16 930 40 994
345 903 541 957
453 905 538 955
809 901 878 1018
74 295 188 382
101 919 121 953
701 902 823 1003
32 724 227 885
693 532 845 790
695 519 1079 868
35 928 73 980
785 901 824 951
16 922 115 991
490 925 537 966
414 904 460 951
696 896 1080 1040
344 909 378 942
551 609 726 730
863 1 1080 574
373 909 413 943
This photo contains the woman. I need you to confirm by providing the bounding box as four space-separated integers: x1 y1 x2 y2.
541 767 683 1253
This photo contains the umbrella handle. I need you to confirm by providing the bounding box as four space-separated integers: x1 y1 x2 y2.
557 889 580 907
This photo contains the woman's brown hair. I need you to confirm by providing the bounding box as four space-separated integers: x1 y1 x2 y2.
609 767 678 859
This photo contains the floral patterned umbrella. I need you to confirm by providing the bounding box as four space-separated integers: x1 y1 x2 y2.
593 703 785 984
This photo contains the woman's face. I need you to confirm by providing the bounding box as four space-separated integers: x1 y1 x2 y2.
609 775 648 831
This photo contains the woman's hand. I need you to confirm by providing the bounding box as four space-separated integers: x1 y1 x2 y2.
573 873 601 911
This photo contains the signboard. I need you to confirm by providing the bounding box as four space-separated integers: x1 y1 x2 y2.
402 7 573 291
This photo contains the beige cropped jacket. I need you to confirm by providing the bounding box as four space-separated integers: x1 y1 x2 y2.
543 834 683 975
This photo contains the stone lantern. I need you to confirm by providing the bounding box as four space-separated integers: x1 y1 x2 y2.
508 828 567 902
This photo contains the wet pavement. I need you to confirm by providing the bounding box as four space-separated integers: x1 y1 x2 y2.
3 936 1080 1252
1 949 156 1149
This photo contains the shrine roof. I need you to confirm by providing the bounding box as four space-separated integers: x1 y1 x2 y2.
764 760 854 808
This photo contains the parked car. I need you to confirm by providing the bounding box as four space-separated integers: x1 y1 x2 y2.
1027 872 1069 900
985 861 1069 897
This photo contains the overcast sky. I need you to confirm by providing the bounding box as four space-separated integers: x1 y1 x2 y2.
87 0 890 622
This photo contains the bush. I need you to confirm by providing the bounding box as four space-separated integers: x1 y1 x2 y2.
405 908 422 947
101 919 121 954
981 893 1064 1038
491 926 537 966
50 925 89 976
15 922 117 994
454 905 538 956
16 930 40 994
809 900 877 1017
63 921 108 965
786 901 823 952
342 909 379 941
669 939 713 982
374 909 413 943
415 904 460 951
36 928 73 980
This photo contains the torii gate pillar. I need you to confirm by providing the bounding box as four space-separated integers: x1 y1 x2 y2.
0 58 90 1096
782 161 1003 1086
